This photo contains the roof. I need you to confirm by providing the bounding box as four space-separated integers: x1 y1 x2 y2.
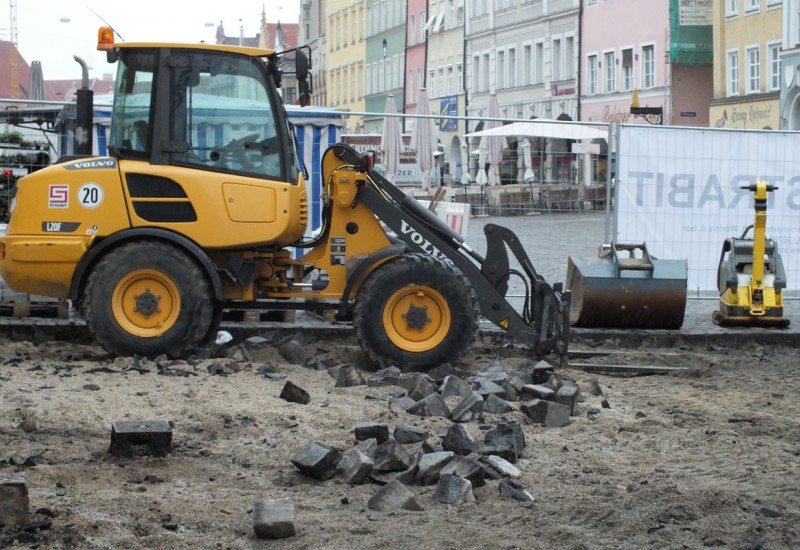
44 78 116 103
215 21 298 51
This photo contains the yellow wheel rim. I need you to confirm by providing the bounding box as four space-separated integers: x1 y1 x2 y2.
111 269 181 338
383 285 450 352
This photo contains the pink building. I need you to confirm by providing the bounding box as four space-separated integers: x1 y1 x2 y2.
404 0 427 132
580 0 712 127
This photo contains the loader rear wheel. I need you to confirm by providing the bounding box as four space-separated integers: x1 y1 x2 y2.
353 254 478 369
83 241 215 358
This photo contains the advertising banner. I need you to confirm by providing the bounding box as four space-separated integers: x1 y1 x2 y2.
439 97 458 132
617 125 800 291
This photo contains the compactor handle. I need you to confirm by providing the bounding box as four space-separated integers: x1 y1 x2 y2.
740 183 778 192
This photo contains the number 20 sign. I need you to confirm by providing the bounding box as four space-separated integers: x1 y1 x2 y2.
78 183 104 209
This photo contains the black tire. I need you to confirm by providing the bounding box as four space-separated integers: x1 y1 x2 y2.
83 241 215 358
353 254 479 369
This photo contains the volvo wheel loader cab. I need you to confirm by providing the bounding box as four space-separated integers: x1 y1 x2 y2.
0 30 570 368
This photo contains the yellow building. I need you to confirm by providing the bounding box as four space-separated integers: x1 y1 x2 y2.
326 0 367 132
710 0 782 129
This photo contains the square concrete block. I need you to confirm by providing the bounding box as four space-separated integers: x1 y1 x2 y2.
0 473 29 527
109 420 172 458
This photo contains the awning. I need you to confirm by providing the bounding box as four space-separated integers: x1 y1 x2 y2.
466 119 609 141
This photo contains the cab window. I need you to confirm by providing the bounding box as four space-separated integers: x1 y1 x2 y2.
108 50 156 157
169 50 284 180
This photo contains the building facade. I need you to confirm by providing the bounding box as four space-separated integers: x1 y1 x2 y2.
465 0 581 183
427 0 466 181
466 0 580 124
780 0 800 128
326 0 367 132
300 0 328 107
364 0 407 132
712 0 782 129
581 0 713 127
404 0 427 133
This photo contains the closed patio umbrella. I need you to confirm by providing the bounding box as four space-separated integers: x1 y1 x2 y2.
379 95 402 184
411 88 437 190
522 138 534 182
482 94 506 187
476 144 488 185
460 142 471 185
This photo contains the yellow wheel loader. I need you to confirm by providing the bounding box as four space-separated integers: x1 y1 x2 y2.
0 30 569 368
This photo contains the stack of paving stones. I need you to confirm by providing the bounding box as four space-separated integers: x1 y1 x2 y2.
291 358 580 510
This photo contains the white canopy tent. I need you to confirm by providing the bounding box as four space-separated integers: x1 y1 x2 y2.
466 119 609 141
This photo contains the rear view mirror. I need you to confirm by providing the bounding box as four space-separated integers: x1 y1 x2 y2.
295 49 309 82
295 48 312 107
274 46 313 106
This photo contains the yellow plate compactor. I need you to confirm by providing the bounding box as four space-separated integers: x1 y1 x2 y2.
713 181 790 327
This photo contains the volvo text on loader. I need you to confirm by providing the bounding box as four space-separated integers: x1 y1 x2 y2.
0 29 570 369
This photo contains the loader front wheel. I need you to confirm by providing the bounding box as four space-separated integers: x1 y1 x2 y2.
353 254 478 369
83 241 215 358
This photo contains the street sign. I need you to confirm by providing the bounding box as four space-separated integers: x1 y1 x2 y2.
571 143 601 154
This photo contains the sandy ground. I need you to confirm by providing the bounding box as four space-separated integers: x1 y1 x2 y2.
1 329 798 550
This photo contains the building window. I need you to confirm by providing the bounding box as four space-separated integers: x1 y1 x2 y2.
746 45 760 93
408 70 415 103
508 47 517 88
523 44 532 85
447 65 454 95
472 0 489 17
456 63 463 93
641 45 655 88
621 48 633 91
552 38 562 81
472 55 480 93
482 52 490 92
745 0 759 12
430 69 436 96
498 49 506 89
587 54 597 95
534 41 544 83
726 0 738 17
565 36 575 80
409 15 416 45
604 51 615 93
768 41 780 91
439 67 445 97
727 49 740 96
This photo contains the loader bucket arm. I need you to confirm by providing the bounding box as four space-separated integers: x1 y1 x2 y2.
482 223 571 354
